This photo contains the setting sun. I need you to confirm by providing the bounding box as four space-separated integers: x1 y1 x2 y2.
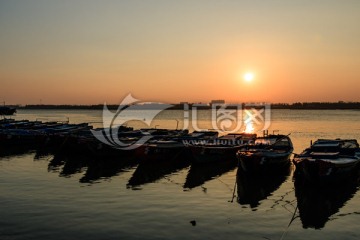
243 72 254 82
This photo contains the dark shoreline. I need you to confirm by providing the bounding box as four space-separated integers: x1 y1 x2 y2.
10 102 360 110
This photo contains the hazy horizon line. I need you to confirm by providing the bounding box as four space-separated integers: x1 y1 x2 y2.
7 100 360 106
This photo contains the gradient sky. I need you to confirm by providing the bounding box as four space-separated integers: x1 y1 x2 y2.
1 0 359 105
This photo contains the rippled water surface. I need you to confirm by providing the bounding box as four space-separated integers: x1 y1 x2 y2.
1 109 360 240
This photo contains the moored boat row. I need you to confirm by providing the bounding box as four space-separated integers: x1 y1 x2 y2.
1 118 360 186
0 119 91 147
0 119 254 163
2 118 360 231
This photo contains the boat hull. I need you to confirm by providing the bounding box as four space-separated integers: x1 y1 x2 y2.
135 141 191 162
293 158 360 184
293 138 360 184
189 145 241 163
238 151 292 172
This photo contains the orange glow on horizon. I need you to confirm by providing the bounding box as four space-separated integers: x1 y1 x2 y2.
0 2 359 105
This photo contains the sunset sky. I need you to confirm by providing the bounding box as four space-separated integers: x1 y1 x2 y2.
1 0 359 105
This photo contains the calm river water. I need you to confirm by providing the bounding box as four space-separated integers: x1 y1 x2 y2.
1 109 360 240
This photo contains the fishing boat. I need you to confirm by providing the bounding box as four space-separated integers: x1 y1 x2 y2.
237 134 293 172
134 130 217 162
83 128 141 159
181 130 219 143
136 139 188 161
0 120 30 129
0 120 92 148
84 128 187 160
189 133 256 163
0 128 47 146
0 106 16 115
293 139 360 184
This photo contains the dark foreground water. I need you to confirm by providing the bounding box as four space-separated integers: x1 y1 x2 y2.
1 109 360 240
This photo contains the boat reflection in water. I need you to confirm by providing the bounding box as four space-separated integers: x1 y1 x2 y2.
184 160 237 189
80 155 138 183
0 145 35 158
127 157 190 189
294 175 360 229
47 150 138 183
236 163 291 208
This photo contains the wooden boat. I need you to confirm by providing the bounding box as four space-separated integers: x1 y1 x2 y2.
0 128 47 146
0 120 30 129
237 134 293 172
138 140 190 161
0 120 92 148
40 123 92 148
183 130 219 142
82 128 184 160
189 133 256 163
0 106 16 115
134 130 217 162
293 139 360 184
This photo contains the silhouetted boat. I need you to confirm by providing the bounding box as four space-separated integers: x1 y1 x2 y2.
294 176 359 229
236 164 291 208
179 130 219 145
0 128 47 146
137 140 191 162
183 160 237 189
0 119 26 128
189 133 256 163
0 106 16 115
0 120 92 148
86 128 187 159
237 134 293 172
134 130 217 162
293 139 360 184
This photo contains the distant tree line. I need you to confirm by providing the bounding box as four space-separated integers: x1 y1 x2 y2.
19 104 114 110
15 101 360 110
271 102 360 109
